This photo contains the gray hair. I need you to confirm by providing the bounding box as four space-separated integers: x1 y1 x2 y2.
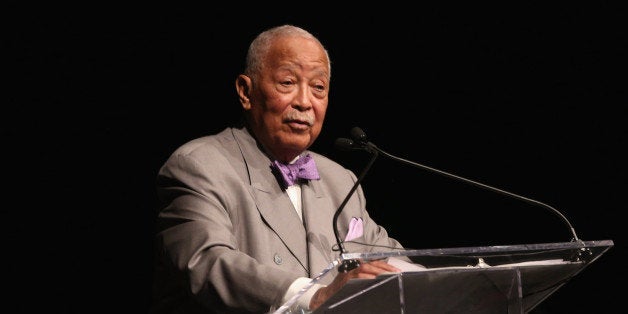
244 24 331 78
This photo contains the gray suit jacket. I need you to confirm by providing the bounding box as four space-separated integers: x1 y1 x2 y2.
151 126 404 313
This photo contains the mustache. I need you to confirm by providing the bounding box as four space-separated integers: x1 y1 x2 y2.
284 111 315 126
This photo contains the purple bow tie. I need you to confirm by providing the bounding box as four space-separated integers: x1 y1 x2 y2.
272 154 320 187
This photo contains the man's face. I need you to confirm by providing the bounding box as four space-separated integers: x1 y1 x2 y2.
244 36 330 162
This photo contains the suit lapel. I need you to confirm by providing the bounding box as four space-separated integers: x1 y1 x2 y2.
231 128 309 271
301 179 338 279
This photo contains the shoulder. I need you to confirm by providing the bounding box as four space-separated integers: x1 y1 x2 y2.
162 128 242 171
170 128 236 157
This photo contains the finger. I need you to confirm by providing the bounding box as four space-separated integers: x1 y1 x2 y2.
366 259 401 272
355 261 400 276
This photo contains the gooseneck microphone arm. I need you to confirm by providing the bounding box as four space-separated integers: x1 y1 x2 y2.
347 127 581 243
333 138 378 273
332 138 379 272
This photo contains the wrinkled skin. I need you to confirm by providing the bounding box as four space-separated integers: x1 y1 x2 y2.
236 36 330 163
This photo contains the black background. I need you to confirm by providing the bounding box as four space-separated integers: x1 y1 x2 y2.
6 2 626 313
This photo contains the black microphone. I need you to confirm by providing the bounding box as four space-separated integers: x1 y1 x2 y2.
331 134 379 272
334 137 358 151
346 126 583 245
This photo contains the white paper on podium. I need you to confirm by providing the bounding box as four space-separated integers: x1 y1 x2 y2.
385 256 574 273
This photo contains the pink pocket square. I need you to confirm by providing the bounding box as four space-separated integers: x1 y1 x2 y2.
344 217 363 241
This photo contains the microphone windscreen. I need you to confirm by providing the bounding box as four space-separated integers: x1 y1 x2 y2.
350 127 367 143
334 138 355 151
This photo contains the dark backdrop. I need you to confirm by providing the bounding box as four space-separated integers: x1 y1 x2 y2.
6 2 626 313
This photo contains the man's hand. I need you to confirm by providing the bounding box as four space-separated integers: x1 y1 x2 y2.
309 259 401 310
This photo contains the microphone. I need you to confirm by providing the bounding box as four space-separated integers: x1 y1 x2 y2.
343 126 583 245
335 136 377 154
333 137 357 151
331 133 380 272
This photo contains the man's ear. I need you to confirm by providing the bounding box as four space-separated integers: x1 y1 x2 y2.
235 74 252 110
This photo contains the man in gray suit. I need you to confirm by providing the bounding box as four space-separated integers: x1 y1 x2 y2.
151 24 406 314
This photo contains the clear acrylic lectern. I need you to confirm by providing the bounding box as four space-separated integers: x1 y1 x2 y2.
272 240 613 314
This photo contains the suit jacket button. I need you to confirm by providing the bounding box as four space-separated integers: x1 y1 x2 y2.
274 253 283 265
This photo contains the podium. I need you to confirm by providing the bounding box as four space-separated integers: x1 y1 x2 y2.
273 240 613 314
